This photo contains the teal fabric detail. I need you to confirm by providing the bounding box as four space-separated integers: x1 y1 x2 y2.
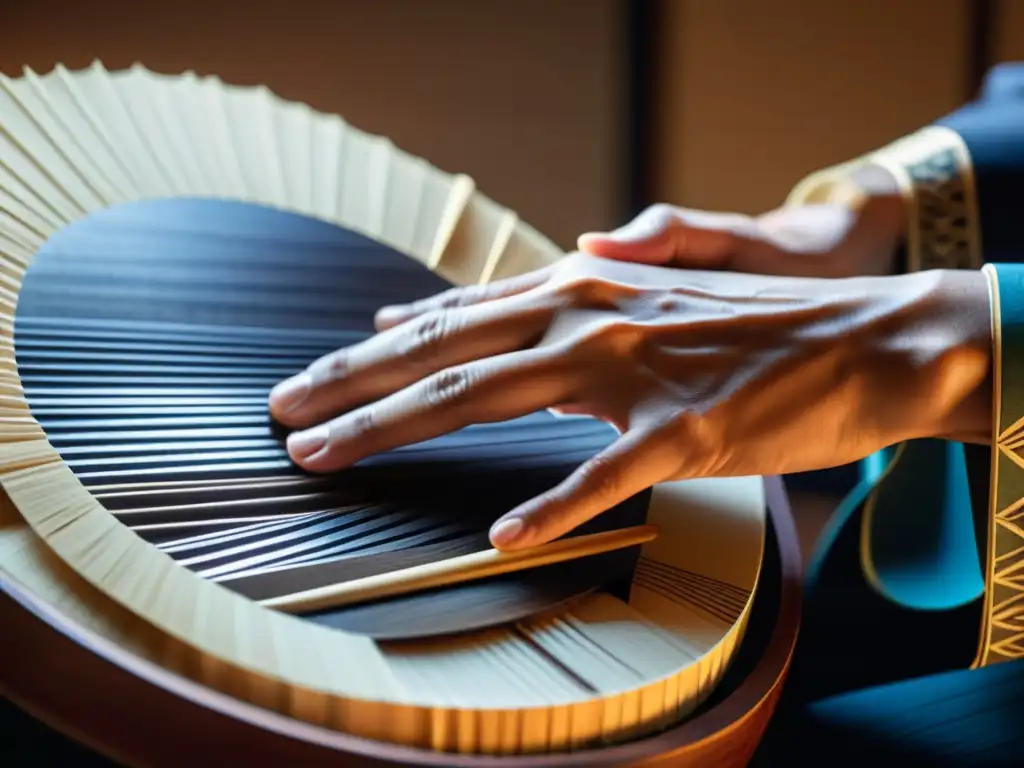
862 440 983 610
806 442 984 612
804 457 883 589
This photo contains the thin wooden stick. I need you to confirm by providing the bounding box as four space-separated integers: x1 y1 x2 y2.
260 523 660 614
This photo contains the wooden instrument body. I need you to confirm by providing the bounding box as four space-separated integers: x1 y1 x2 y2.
0 476 800 767
0 63 803 764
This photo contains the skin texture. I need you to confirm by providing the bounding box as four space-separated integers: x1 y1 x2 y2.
269 249 992 551
573 169 992 449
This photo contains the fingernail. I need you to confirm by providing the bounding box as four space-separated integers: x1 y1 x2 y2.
269 373 311 414
579 224 646 248
374 305 410 327
577 231 612 247
490 517 525 548
287 425 329 461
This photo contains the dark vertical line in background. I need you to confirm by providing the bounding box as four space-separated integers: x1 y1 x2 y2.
967 0 996 99
623 0 657 221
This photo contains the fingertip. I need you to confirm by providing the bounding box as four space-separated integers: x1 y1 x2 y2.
269 372 311 421
489 516 526 550
577 227 679 265
577 229 642 250
576 231 608 250
286 425 329 464
577 238 648 262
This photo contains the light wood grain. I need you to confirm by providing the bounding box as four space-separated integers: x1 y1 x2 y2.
262 525 660 614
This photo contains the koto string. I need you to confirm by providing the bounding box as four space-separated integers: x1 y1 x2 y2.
13 198 651 640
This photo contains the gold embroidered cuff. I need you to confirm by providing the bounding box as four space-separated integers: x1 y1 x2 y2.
976 263 1021 669
786 126 982 273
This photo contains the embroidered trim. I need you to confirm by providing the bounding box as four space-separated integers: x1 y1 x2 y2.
868 126 982 272
976 263 1024 668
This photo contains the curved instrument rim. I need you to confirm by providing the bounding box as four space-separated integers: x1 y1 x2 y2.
0 476 801 767
0 62 796 755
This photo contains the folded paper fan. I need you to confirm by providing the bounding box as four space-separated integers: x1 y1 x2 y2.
0 61 800 763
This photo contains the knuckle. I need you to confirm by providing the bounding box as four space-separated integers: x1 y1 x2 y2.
655 292 681 313
437 288 469 310
569 319 638 356
425 365 475 407
327 349 350 379
554 274 604 302
643 202 677 221
668 410 725 473
401 310 458 360
307 348 350 383
434 284 487 311
349 408 377 440
635 203 681 234
576 454 622 499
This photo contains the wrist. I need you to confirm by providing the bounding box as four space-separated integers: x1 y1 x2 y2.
857 269 992 445
846 163 909 275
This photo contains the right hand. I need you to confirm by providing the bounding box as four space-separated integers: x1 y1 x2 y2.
578 166 908 279
270 253 992 550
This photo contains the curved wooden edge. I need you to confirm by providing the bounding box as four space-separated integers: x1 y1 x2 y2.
0 476 802 767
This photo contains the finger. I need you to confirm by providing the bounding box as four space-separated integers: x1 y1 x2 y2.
548 404 592 418
577 205 758 269
488 422 683 551
373 267 553 331
286 348 581 472
270 294 553 428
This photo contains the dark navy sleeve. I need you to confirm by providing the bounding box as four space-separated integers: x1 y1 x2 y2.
980 62 1024 102
933 98 1024 265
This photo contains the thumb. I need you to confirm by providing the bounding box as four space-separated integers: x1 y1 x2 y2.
577 204 758 269
488 424 680 551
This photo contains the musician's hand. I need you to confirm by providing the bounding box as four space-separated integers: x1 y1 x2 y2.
577 167 907 278
269 254 990 551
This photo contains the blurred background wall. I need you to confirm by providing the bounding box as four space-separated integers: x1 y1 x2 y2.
2 0 1020 248
0 0 630 251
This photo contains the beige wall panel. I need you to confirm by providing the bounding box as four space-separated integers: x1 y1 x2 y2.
994 0 1024 62
0 0 626 250
654 0 972 214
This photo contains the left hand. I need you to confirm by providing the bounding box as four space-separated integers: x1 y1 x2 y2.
269 253 991 550
576 165 908 279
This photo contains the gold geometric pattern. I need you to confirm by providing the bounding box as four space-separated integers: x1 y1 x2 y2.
905 147 977 271
978 417 1024 665
868 125 982 272
977 264 1024 668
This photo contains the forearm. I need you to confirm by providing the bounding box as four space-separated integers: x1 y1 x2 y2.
905 270 992 445
844 163 910 275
